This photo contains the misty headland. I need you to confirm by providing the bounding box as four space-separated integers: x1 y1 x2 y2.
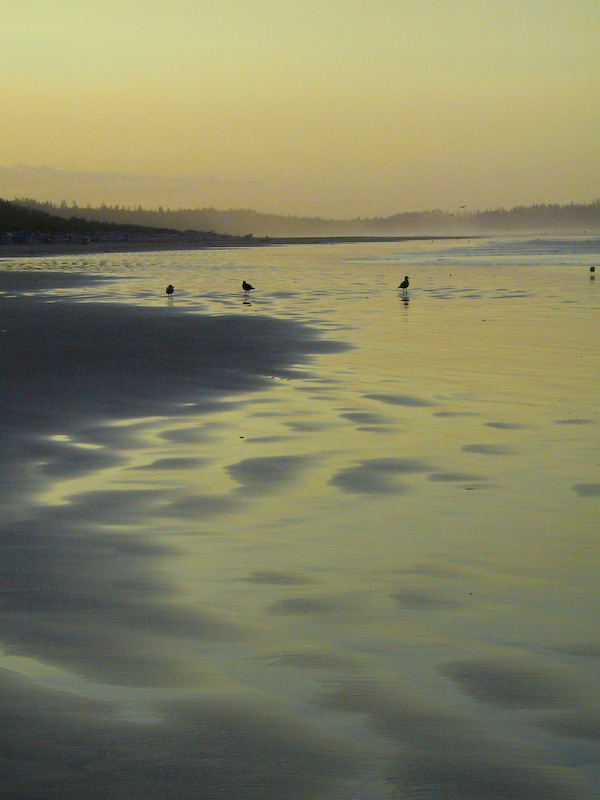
11 196 600 237
0 198 466 259
2 196 599 260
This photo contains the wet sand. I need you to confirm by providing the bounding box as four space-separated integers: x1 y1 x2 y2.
0 233 459 260
1 241 599 799
0 271 357 798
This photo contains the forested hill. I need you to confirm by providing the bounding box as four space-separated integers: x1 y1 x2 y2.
11 198 600 237
0 198 173 235
0 198 242 247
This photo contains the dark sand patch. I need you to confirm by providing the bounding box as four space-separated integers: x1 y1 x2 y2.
227 454 314 494
268 595 349 616
554 644 600 659
330 466 409 495
0 669 359 800
429 470 488 484
78 420 174 450
365 392 436 408
330 457 430 495
157 424 226 444
461 443 518 456
437 658 581 709
0 518 241 687
573 483 600 498
354 425 396 434
45 488 172 525
132 456 208 471
23 435 124 479
339 411 393 425
366 457 432 473
485 421 528 430
242 570 315 586
246 434 295 443
554 418 595 425
268 650 360 671
539 709 600 741
163 493 240 520
392 590 462 610
0 270 110 293
285 420 331 432
317 679 591 800
433 410 479 418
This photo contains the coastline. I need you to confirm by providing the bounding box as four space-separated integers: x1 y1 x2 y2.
0 233 464 260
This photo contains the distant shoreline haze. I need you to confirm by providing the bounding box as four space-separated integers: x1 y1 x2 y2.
7 197 600 238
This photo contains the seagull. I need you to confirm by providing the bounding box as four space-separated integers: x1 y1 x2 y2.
398 276 410 292
166 284 174 296
242 280 255 292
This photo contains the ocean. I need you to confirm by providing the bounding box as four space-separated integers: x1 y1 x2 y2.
1 234 599 798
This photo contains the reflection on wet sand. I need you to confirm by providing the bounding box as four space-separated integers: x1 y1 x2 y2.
0 668 361 800
317 679 592 799
1 238 600 798
438 657 583 708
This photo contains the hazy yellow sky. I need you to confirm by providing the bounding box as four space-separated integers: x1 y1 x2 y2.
2 0 599 217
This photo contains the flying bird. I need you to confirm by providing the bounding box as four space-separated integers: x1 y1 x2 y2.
398 276 410 291
166 284 174 296
242 280 255 292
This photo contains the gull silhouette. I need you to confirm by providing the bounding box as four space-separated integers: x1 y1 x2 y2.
242 280 255 292
166 284 174 297
398 276 410 292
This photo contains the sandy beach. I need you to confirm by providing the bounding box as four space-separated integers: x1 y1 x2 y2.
0 268 345 512
1 238 599 798
0 267 357 798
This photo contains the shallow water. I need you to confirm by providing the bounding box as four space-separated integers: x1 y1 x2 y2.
1 235 599 798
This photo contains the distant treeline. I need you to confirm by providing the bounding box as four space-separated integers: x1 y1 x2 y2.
10 197 600 237
0 198 173 235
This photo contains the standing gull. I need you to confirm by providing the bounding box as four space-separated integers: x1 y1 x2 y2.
166 284 174 297
242 280 255 292
398 276 410 292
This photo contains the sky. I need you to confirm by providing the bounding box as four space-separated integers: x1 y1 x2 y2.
2 0 599 218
